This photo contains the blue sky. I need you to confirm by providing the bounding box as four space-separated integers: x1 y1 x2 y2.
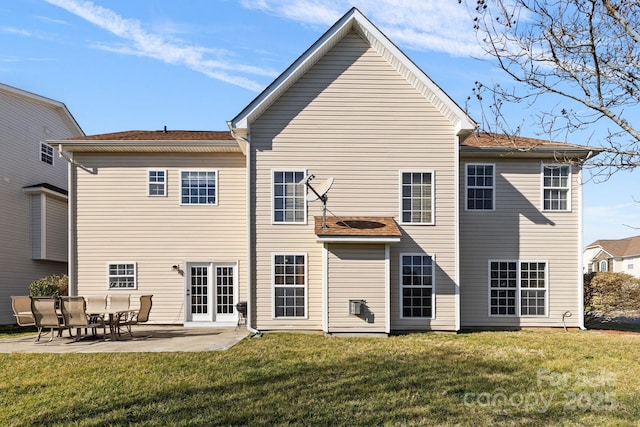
1 0 638 246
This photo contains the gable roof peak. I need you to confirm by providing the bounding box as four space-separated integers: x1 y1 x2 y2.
230 8 476 135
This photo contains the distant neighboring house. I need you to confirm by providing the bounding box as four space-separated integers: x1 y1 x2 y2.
0 83 84 323
583 236 640 278
56 8 597 332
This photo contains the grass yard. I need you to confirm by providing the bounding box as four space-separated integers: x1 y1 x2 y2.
1 330 639 426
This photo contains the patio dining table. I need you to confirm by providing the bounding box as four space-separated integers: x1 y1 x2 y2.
89 308 138 341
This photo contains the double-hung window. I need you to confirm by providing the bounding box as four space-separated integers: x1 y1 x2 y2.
400 171 434 224
273 170 306 223
401 254 434 318
466 164 494 210
180 170 216 205
542 165 570 211
273 254 306 318
489 261 547 316
107 262 137 289
148 170 166 196
40 142 54 165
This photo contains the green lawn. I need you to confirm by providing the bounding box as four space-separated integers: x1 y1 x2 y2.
1 330 638 426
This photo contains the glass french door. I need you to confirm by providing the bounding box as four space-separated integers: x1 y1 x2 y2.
215 265 236 322
187 263 236 322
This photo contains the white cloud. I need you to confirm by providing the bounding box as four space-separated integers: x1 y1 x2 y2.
239 0 483 57
44 0 278 91
36 15 69 25
1 26 34 37
0 55 55 63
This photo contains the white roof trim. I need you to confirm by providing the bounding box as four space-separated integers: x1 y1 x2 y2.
316 236 401 244
230 8 476 134
22 186 68 201
55 140 242 153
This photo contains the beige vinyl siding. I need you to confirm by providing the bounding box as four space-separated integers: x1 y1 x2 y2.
0 88 79 324
72 153 246 324
250 31 458 331
327 244 386 332
460 159 582 328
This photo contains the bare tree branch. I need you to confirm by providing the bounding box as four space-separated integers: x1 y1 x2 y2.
463 0 640 175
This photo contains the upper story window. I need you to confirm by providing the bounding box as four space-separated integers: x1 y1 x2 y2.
466 164 494 210
148 170 166 197
400 171 434 224
401 254 434 319
40 142 54 165
273 170 306 223
542 165 570 211
107 262 137 289
180 170 216 205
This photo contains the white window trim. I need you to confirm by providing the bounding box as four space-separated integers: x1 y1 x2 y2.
541 163 571 212
398 169 436 226
106 261 137 290
272 252 308 319
179 169 218 206
399 252 436 320
147 169 167 197
40 142 54 166
271 168 308 225
465 163 495 211
487 260 549 318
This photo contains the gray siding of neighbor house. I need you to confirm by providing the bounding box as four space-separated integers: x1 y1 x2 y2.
0 87 80 324
249 31 459 331
459 159 582 328
71 153 247 324
45 195 68 262
29 194 68 262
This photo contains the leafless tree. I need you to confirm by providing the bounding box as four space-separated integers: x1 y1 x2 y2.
464 0 640 175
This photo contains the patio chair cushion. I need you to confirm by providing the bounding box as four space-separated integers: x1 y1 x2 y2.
11 296 35 327
60 296 105 341
30 297 63 342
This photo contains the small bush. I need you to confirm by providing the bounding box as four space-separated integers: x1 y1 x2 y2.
585 272 640 318
29 274 68 297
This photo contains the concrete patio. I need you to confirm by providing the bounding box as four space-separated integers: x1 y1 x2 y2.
0 326 250 353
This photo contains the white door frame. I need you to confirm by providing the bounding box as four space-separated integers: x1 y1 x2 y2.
184 261 238 326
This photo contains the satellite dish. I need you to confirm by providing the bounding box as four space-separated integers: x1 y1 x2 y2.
306 177 334 202
303 174 334 229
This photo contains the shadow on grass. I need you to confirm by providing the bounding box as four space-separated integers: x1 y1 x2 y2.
18 333 626 426
0 324 36 336
585 312 640 333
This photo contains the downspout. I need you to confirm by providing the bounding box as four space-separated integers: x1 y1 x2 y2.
58 146 77 296
228 123 261 337
577 165 586 330
454 134 461 332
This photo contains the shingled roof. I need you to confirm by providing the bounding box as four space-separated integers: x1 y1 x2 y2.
460 132 593 150
587 235 640 258
66 130 233 141
314 216 402 242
